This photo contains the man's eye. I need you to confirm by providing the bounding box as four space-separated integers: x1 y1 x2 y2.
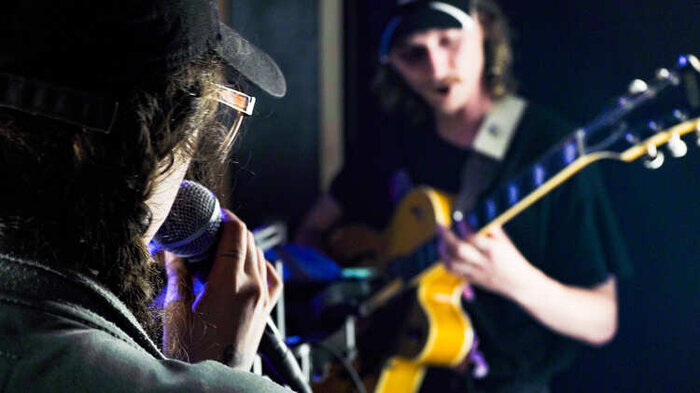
398 47 427 63
440 36 458 48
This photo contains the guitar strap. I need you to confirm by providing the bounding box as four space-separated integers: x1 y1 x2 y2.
454 95 528 223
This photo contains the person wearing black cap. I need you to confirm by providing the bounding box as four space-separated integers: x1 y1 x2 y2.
0 0 293 392
297 1 630 392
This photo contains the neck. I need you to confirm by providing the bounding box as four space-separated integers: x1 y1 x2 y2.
434 88 493 148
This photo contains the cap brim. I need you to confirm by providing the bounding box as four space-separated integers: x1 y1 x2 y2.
217 22 287 98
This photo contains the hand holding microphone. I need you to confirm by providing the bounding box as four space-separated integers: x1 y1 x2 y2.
154 181 281 370
153 181 311 393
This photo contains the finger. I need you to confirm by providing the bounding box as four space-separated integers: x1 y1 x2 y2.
244 230 259 278
454 218 472 239
245 230 267 307
454 242 488 268
441 228 483 262
209 210 248 281
437 226 463 259
438 237 459 261
258 248 267 282
444 257 480 280
438 231 487 270
265 261 283 312
436 224 459 250
469 234 492 254
257 247 268 303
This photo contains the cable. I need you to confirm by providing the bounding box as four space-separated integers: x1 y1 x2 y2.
259 318 313 393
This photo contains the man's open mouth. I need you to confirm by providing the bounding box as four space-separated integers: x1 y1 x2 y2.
436 86 451 95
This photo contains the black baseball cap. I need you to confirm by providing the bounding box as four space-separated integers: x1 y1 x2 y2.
0 0 286 132
378 0 473 63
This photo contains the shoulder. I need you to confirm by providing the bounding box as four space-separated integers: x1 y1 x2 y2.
518 100 578 148
496 98 578 174
1 296 289 393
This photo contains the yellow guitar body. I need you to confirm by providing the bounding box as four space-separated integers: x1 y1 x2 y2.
371 187 474 393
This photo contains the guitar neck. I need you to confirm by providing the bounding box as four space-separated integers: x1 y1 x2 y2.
462 132 587 234
464 116 700 235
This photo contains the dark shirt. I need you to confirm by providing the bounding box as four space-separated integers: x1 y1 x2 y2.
330 103 631 392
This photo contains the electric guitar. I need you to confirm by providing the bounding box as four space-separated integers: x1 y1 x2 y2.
313 55 700 393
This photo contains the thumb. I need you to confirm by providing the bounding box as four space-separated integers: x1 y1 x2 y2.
487 225 509 241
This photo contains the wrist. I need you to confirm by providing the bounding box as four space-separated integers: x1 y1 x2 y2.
502 262 550 305
223 345 252 370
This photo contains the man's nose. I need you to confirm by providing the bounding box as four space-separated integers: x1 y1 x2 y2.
426 48 450 80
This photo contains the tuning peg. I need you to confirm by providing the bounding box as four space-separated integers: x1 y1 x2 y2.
656 68 671 80
643 144 665 169
696 122 700 147
628 79 648 94
667 133 688 158
656 67 680 85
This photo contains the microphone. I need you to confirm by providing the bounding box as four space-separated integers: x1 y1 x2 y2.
151 180 222 266
151 180 312 393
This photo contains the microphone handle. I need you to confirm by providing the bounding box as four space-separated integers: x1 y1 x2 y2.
259 318 312 393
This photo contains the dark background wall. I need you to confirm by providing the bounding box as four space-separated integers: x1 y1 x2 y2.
225 0 319 230
226 0 699 391
346 1 700 392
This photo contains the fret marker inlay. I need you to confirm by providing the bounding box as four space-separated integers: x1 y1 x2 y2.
564 142 577 164
534 165 546 186
508 184 519 205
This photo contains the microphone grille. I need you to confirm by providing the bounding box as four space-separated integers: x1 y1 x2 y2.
152 180 222 261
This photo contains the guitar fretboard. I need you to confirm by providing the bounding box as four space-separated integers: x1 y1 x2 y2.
463 133 582 231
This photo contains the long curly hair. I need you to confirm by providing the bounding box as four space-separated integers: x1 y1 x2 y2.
0 55 236 335
373 0 514 125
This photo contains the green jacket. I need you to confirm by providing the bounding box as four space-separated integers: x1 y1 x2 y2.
0 254 290 393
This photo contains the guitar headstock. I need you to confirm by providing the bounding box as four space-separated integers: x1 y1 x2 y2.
581 54 700 169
